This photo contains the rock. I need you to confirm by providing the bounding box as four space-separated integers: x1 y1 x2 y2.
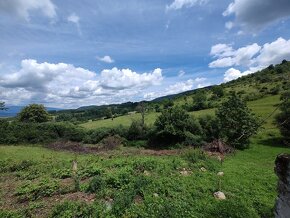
274 154 290 218
143 170 150 176
217 172 224 176
200 167 207 172
104 197 113 210
180 170 189 176
180 168 191 176
214 191 226 200
153 193 159 197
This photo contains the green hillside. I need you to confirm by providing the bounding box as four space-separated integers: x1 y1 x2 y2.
54 61 290 126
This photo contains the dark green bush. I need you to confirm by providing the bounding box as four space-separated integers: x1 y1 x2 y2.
87 176 105 193
0 121 85 144
149 107 203 147
127 120 148 140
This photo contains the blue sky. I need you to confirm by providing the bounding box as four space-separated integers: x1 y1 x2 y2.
0 0 290 108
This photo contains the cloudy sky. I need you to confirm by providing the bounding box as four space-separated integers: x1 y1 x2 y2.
0 0 290 108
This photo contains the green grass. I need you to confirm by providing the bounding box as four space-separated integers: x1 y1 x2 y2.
80 112 160 129
80 95 281 130
1 128 289 217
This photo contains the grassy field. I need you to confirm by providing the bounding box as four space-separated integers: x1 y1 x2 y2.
80 111 160 129
80 95 280 130
0 128 289 217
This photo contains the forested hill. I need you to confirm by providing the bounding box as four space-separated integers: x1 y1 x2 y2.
43 60 290 122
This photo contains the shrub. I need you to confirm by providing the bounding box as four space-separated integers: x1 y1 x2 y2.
127 120 147 140
99 135 124 150
198 115 220 142
84 126 128 144
16 178 59 201
0 122 85 144
150 107 203 147
87 176 105 193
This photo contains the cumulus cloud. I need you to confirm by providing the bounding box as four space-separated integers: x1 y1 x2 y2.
143 77 209 100
251 37 290 71
0 59 163 108
100 68 163 89
223 68 253 82
223 0 290 30
210 37 290 71
0 0 57 21
97 56 115 63
166 0 207 11
209 43 261 68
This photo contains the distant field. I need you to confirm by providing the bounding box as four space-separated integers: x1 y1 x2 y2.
81 95 281 130
80 112 160 129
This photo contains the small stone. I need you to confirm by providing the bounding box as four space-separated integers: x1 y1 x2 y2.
200 167 207 172
217 172 224 176
153 193 159 197
214 191 226 200
144 170 150 176
180 169 190 176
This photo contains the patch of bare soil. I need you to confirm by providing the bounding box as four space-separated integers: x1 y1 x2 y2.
138 149 181 156
0 174 27 211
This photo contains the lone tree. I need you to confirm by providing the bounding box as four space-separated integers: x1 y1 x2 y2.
18 104 51 123
105 107 113 120
136 101 147 129
276 91 290 144
216 92 260 149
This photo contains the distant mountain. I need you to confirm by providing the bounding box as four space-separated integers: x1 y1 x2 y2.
0 106 63 117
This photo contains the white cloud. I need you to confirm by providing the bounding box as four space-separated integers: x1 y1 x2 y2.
97 55 115 64
0 0 57 21
251 37 290 71
67 13 81 36
100 68 163 89
210 37 290 71
223 68 253 82
166 0 207 11
209 43 261 68
223 0 290 31
0 59 163 108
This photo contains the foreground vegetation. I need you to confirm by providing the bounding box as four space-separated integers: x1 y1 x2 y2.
1 127 289 217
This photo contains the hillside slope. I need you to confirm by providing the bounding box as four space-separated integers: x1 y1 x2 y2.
50 60 290 123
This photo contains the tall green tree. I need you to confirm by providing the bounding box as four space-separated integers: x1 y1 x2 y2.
18 104 51 123
211 86 224 98
192 91 207 110
216 92 260 149
276 91 290 144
